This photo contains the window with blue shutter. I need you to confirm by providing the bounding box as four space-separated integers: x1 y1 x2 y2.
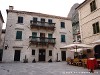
61 35 65 42
16 31 22 39
61 22 65 28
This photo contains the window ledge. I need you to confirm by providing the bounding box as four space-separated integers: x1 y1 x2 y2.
15 39 23 41
16 23 24 25
61 42 66 43
93 33 100 36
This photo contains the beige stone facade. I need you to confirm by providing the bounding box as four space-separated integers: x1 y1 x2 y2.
2 6 73 62
77 0 100 44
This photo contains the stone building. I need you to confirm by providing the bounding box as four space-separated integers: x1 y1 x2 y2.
0 11 4 62
77 0 100 58
2 6 73 62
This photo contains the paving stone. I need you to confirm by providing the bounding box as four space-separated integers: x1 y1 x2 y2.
0 62 100 75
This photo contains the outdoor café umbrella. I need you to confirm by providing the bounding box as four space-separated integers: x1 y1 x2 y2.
62 43 92 52
70 48 83 52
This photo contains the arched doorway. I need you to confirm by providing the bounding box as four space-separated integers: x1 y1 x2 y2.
94 45 100 59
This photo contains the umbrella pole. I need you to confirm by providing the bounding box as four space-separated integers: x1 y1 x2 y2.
76 46 77 52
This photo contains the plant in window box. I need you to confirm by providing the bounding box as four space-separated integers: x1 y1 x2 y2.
23 55 28 63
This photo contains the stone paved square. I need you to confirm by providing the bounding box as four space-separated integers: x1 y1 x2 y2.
0 62 100 75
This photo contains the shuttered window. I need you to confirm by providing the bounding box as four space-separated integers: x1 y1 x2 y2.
48 34 52 38
61 35 65 42
16 31 22 39
32 32 37 38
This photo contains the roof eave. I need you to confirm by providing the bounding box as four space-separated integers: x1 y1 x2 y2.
76 0 90 10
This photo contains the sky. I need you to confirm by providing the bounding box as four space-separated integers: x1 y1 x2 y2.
0 0 85 29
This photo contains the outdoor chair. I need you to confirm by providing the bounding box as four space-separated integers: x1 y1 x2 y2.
82 59 87 68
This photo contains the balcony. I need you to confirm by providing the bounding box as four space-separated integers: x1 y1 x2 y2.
30 21 55 30
29 36 56 46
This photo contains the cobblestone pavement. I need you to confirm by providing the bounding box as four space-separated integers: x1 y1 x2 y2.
0 62 100 75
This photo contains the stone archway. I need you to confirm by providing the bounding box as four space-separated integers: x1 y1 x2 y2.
94 45 100 59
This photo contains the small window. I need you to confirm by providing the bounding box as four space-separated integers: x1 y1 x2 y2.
48 19 52 24
61 35 65 42
90 0 96 12
61 22 65 28
33 17 37 22
92 22 100 34
32 32 37 38
16 31 22 40
41 18 45 23
18 16 23 23
48 34 52 38
49 50 52 56
32 50 35 55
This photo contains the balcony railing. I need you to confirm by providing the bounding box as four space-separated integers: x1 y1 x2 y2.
29 36 56 46
30 20 55 30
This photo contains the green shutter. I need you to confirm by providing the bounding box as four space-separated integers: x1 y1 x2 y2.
16 31 22 39
61 35 65 42
48 34 52 38
32 32 37 38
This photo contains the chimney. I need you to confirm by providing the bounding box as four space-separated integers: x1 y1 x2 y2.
9 6 14 10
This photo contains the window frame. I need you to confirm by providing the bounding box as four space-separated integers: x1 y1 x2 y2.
61 35 66 42
90 0 96 12
16 31 22 40
61 22 65 28
48 19 52 24
17 16 23 23
33 17 38 22
32 50 35 55
92 22 100 34
49 50 52 56
48 34 53 38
